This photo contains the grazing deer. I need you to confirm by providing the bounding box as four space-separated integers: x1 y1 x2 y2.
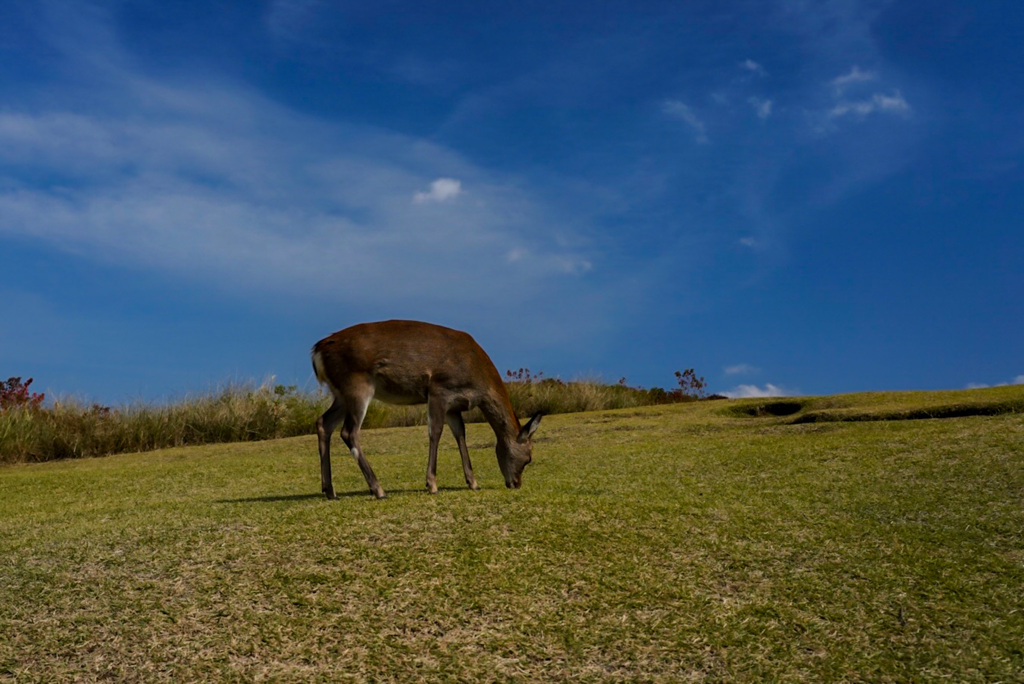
311 320 542 499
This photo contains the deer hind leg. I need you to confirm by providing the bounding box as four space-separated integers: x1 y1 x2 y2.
340 390 386 500
425 399 448 494
317 398 346 499
445 411 479 491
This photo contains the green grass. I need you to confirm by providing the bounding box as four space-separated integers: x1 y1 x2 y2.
2 386 1023 680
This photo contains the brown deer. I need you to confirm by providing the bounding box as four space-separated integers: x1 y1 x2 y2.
311 320 542 499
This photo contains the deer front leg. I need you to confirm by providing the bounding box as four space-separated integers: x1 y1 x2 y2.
341 409 386 500
342 432 386 500
335 393 385 499
352 446 386 499
446 411 479 491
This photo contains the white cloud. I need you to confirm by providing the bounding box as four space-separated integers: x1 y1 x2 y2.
741 59 767 76
724 364 758 376
749 97 773 119
872 91 912 113
967 375 1024 389
831 66 876 94
824 66 910 123
413 177 462 204
829 91 910 119
723 383 791 398
662 100 709 143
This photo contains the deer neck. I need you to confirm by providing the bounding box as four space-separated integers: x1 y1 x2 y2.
479 389 521 444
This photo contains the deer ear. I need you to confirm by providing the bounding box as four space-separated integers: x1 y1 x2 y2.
518 413 542 442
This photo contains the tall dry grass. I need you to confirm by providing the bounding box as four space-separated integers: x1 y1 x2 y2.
0 384 320 463
0 378 696 464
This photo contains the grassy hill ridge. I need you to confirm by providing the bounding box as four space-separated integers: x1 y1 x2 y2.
2 385 1022 680
4 381 1023 465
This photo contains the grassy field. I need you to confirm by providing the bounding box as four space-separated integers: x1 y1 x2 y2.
1 386 1023 681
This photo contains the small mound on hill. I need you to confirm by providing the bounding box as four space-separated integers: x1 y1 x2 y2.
730 400 806 418
792 400 1024 424
725 385 1024 425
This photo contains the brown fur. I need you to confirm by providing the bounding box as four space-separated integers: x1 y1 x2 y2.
312 320 541 499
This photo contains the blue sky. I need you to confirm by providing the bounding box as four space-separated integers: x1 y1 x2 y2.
1 0 1022 404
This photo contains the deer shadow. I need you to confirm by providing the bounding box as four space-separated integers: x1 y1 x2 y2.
217 485 470 504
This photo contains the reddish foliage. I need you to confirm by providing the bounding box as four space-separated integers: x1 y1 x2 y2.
505 367 544 384
504 367 712 400
1 377 45 411
505 368 566 387
674 368 708 399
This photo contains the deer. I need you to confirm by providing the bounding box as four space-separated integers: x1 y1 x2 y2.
311 320 542 499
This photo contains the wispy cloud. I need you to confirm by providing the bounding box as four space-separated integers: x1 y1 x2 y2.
0 92 589 308
724 363 759 376
831 65 876 94
505 247 592 276
741 59 767 77
506 248 527 263
662 100 709 143
749 97 773 119
413 178 463 204
722 383 792 398
0 0 600 316
823 65 910 123
829 91 911 119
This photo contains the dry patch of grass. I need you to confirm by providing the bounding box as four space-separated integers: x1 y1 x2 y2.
2 387 1023 680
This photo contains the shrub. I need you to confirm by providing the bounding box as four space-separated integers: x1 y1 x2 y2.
674 368 708 400
1 377 45 411
0 382 326 464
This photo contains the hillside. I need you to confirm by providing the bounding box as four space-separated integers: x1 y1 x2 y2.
2 386 1022 680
